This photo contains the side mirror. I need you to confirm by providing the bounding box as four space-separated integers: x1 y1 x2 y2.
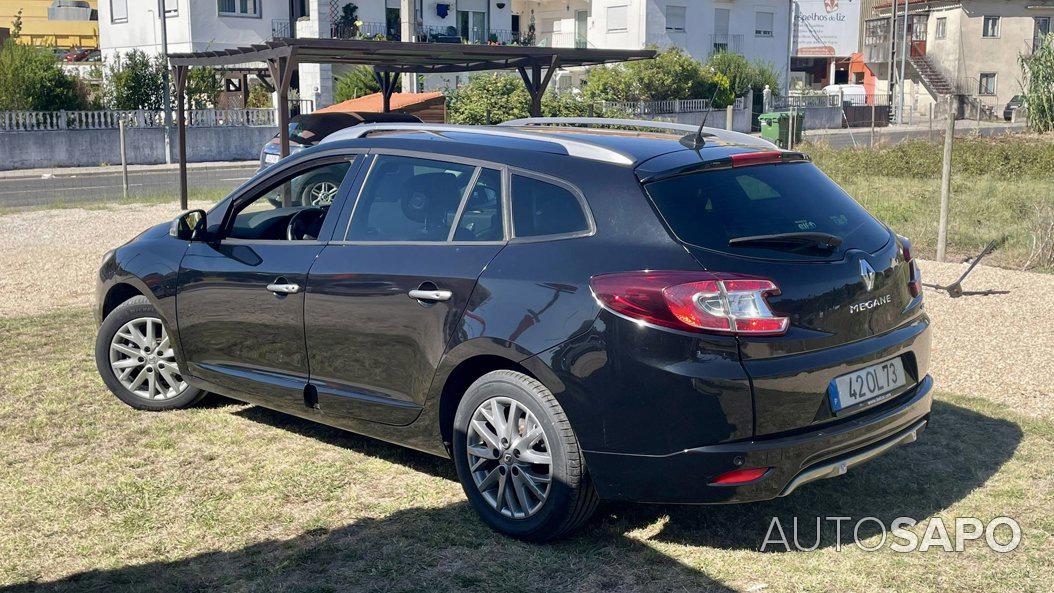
170 209 208 241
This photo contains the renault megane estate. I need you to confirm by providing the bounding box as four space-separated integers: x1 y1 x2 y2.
94 119 932 541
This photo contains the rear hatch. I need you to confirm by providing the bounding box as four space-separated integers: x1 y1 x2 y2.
641 152 925 436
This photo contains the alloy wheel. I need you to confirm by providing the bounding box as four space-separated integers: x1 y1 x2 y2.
108 317 188 401
466 397 553 519
307 181 339 205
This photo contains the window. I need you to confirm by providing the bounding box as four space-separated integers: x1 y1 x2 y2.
347 155 476 242
755 11 774 37
511 175 589 238
164 0 178 16
666 5 686 32
110 0 127 23
218 0 259 17
607 5 628 33
643 162 889 261
935 17 946 39
227 159 355 241
978 72 997 95
453 169 504 242
982 15 999 38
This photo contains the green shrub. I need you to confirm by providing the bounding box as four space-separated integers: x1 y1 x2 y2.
1020 33 1054 132
446 74 618 124
582 47 734 106
334 66 399 102
705 51 781 97
0 39 88 110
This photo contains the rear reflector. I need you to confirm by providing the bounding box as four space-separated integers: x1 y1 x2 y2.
710 467 772 485
590 271 789 336
730 151 783 167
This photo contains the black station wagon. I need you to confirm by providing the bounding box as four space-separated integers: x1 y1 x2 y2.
94 119 932 541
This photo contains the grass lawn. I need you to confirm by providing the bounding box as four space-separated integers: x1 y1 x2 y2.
1 309 1052 592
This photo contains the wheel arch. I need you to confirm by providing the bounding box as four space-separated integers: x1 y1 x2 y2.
101 282 148 319
437 354 536 448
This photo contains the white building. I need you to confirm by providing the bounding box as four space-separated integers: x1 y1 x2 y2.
98 0 792 108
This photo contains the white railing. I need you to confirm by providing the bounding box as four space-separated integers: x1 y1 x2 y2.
599 96 747 116
0 109 278 132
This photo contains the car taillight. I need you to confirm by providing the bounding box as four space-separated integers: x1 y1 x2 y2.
730 151 783 167
900 236 922 298
589 271 789 336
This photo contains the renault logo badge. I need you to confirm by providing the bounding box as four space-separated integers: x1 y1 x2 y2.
860 260 876 291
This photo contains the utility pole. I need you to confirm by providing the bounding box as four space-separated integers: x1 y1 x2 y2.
401 0 416 92
897 0 909 124
887 0 897 114
158 0 172 165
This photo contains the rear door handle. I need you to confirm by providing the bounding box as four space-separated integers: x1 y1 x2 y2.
408 289 452 302
267 282 301 294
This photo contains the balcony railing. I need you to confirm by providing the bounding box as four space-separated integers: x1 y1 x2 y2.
271 19 291 39
332 21 400 41
709 34 743 57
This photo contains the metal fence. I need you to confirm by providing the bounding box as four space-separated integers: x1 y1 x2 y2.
0 109 279 132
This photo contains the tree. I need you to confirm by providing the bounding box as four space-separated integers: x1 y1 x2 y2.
0 39 89 110
334 66 400 102
705 51 781 98
186 66 220 109
103 50 168 110
11 9 22 37
446 74 614 124
1020 33 1054 132
581 47 734 106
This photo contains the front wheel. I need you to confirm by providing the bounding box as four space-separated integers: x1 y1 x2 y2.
94 296 204 411
452 370 598 542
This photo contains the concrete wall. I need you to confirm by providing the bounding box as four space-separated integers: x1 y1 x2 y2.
0 127 277 171
653 103 755 133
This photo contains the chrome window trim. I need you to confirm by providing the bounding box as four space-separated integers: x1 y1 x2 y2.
447 166 483 242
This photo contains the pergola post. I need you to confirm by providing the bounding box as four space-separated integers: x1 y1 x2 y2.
267 50 298 207
374 69 398 112
517 56 560 117
173 64 189 210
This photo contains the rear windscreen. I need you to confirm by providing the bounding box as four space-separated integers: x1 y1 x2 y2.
643 162 889 259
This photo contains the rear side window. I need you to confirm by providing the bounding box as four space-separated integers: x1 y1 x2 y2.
643 162 889 259
511 175 590 238
453 168 503 242
347 155 475 242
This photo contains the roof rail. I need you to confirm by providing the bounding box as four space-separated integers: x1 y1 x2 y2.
321 122 635 165
499 117 778 150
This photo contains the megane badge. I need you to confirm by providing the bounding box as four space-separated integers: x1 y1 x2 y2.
860 260 876 291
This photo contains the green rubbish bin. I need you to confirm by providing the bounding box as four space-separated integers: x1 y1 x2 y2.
758 111 805 149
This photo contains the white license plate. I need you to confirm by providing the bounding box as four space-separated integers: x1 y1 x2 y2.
264 153 279 164
830 357 907 412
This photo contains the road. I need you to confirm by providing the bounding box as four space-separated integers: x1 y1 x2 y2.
0 163 258 209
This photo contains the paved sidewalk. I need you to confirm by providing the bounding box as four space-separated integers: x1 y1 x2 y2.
805 120 1028 147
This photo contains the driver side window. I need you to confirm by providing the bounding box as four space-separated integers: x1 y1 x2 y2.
227 158 355 241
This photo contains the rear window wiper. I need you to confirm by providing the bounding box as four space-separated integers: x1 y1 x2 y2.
728 232 843 250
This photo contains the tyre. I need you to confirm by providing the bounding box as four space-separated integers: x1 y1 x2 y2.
452 370 598 542
94 295 204 411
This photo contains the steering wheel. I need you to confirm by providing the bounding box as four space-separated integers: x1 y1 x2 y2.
286 207 326 241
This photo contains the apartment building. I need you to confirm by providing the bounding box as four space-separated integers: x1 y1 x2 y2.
865 0 1052 115
1 0 99 49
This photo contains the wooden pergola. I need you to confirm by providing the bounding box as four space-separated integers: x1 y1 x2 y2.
167 38 655 208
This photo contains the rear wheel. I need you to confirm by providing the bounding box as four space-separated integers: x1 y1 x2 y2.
95 296 204 411
452 370 598 541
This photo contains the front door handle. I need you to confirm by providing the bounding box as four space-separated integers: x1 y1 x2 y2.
267 282 301 294
408 289 452 302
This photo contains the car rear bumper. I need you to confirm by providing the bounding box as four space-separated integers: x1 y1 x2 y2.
583 373 933 504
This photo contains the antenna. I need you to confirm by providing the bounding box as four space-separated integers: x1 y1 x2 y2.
680 84 723 150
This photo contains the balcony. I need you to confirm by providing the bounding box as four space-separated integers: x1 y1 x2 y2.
332 21 401 41
271 18 532 46
709 34 743 57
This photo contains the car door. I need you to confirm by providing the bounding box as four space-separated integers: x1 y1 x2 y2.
176 153 361 415
304 152 507 425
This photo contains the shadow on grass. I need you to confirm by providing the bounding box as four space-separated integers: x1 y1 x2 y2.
4 401 1019 592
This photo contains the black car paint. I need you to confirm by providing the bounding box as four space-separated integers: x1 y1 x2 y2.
96 129 933 503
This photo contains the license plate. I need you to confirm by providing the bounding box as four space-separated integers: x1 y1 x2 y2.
830 357 907 412
264 153 279 164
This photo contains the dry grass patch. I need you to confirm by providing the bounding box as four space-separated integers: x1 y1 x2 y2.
1 310 1052 593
